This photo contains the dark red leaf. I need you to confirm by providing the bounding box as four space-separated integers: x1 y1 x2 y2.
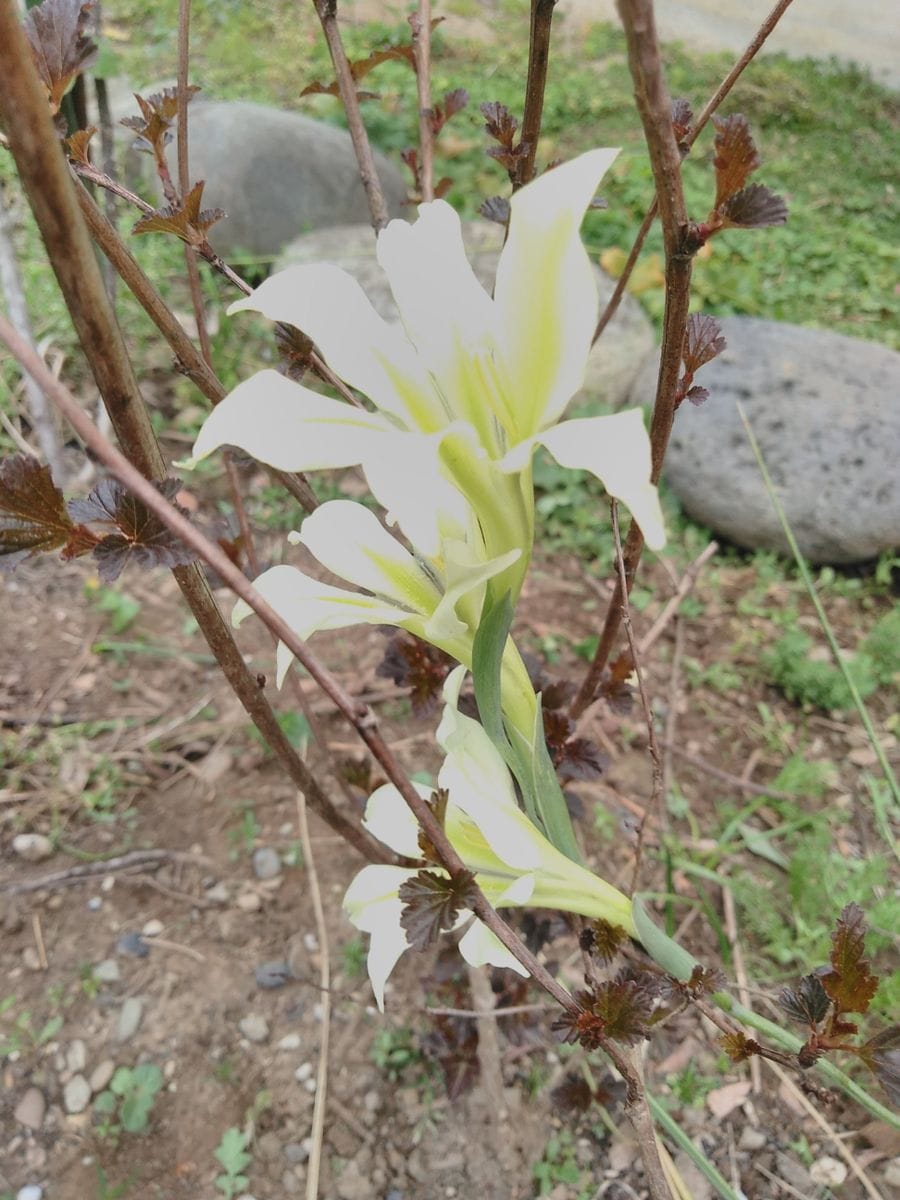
480 100 519 150
65 124 96 165
720 1031 762 1063
556 736 608 782
581 918 629 965
686 385 709 406
479 195 509 225
132 180 224 247
821 903 879 1016
712 113 760 208
671 97 693 145
425 1015 480 1100
542 679 576 711
377 632 453 716
68 477 196 583
120 86 200 159
598 651 635 714
433 177 453 200
23 0 97 115
429 87 468 136
587 971 655 1046
860 1026 900 1107
486 142 530 171
416 787 450 865
778 974 831 1026
300 20 443 98
0 454 75 569
718 183 788 229
399 869 476 952
683 313 726 374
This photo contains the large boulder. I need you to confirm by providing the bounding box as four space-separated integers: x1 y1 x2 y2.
113 94 408 260
629 317 900 564
276 222 655 410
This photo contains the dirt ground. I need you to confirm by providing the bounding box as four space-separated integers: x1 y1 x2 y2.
1 533 898 1200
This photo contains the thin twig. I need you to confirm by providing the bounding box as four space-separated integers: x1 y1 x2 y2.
662 744 796 802
516 0 556 189
425 1003 554 1019
603 1043 674 1200
659 616 682 831
637 540 718 656
309 0 390 231
610 502 662 895
93 72 117 303
3 849 205 897
410 0 434 202
31 912 48 970
0 311 577 1016
571 0 695 721
721 884 762 1095
592 0 797 341
296 789 330 1200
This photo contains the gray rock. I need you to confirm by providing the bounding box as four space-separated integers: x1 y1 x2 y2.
16 1187 43 1200
284 1142 310 1165
115 931 148 958
255 960 292 989
629 318 900 564
63 1074 91 1115
11 833 53 862
94 958 121 983
276 222 654 410
252 847 282 881
114 93 407 259
116 997 144 1042
239 1013 270 1043
66 1039 87 1073
14 1086 46 1130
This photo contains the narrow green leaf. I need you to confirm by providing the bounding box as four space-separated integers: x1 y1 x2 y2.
525 697 581 863
471 590 514 749
648 1095 744 1200
633 895 697 981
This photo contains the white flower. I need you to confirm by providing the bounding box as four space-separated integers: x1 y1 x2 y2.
344 668 635 1010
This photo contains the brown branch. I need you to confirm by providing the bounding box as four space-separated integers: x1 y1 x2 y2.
0 12 385 866
593 0 796 341
515 0 556 189
0 311 577 1016
609 502 662 895
601 1043 673 1200
571 0 694 721
410 0 435 202
309 0 390 231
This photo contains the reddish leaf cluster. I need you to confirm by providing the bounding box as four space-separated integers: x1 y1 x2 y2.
398 867 476 952
120 86 200 164
538 678 608 783
695 114 787 241
0 456 196 583
674 313 727 410
579 918 629 965
23 0 97 115
132 180 225 248
554 971 657 1049
596 650 635 715
480 100 529 176
416 787 450 865
65 125 97 165
671 97 694 151
376 632 453 716
478 195 510 226
300 19 444 101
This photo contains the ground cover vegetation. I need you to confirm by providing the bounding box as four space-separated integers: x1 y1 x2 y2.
0 0 898 1198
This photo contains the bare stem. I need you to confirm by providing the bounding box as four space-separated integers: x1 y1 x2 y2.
571 0 694 720
593 0 795 341
309 0 390 231
411 0 434 202
601 1044 673 1200
609 502 663 895
516 0 556 189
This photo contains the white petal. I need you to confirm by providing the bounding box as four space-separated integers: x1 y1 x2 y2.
232 564 423 685
228 264 444 429
535 412 666 550
458 921 529 977
424 541 522 644
189 369 389 471
362 783 431 859
296 501 442 616
493 149 619 435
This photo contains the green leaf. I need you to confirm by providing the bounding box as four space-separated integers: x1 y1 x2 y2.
119 1091 152 1133
633 895 698 981
131 1063 163 1095
36 1014 63 1044
93 1090 117 1114
471 590 513 750
214 1126 252 1175
524 699 581 864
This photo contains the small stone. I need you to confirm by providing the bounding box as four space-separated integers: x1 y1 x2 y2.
255 961 292 990
281 1170 300 1195
884 1158 900 1188
14 1086 46 1130
302 932 319 953
810 1157 848 1188
116 931 148 958
236 891 262 913
22 946 41 971
303 1078 317 1093
363 1089 380 1113
101 874 115 892
738 1126 767 1152
17 1187 43 1200
278 1033 302 1051
87 896 102 911
205 881 230 904
67 1040 87 1073
142 919 164 937
294 1061 313 1082
63 1074 92 1114
116 997 144 1042
94 959 120 983
89 1059 115 1093
239 1013 269 1043
12 833 53 862
284 1140 311 1165
252 847 282 880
